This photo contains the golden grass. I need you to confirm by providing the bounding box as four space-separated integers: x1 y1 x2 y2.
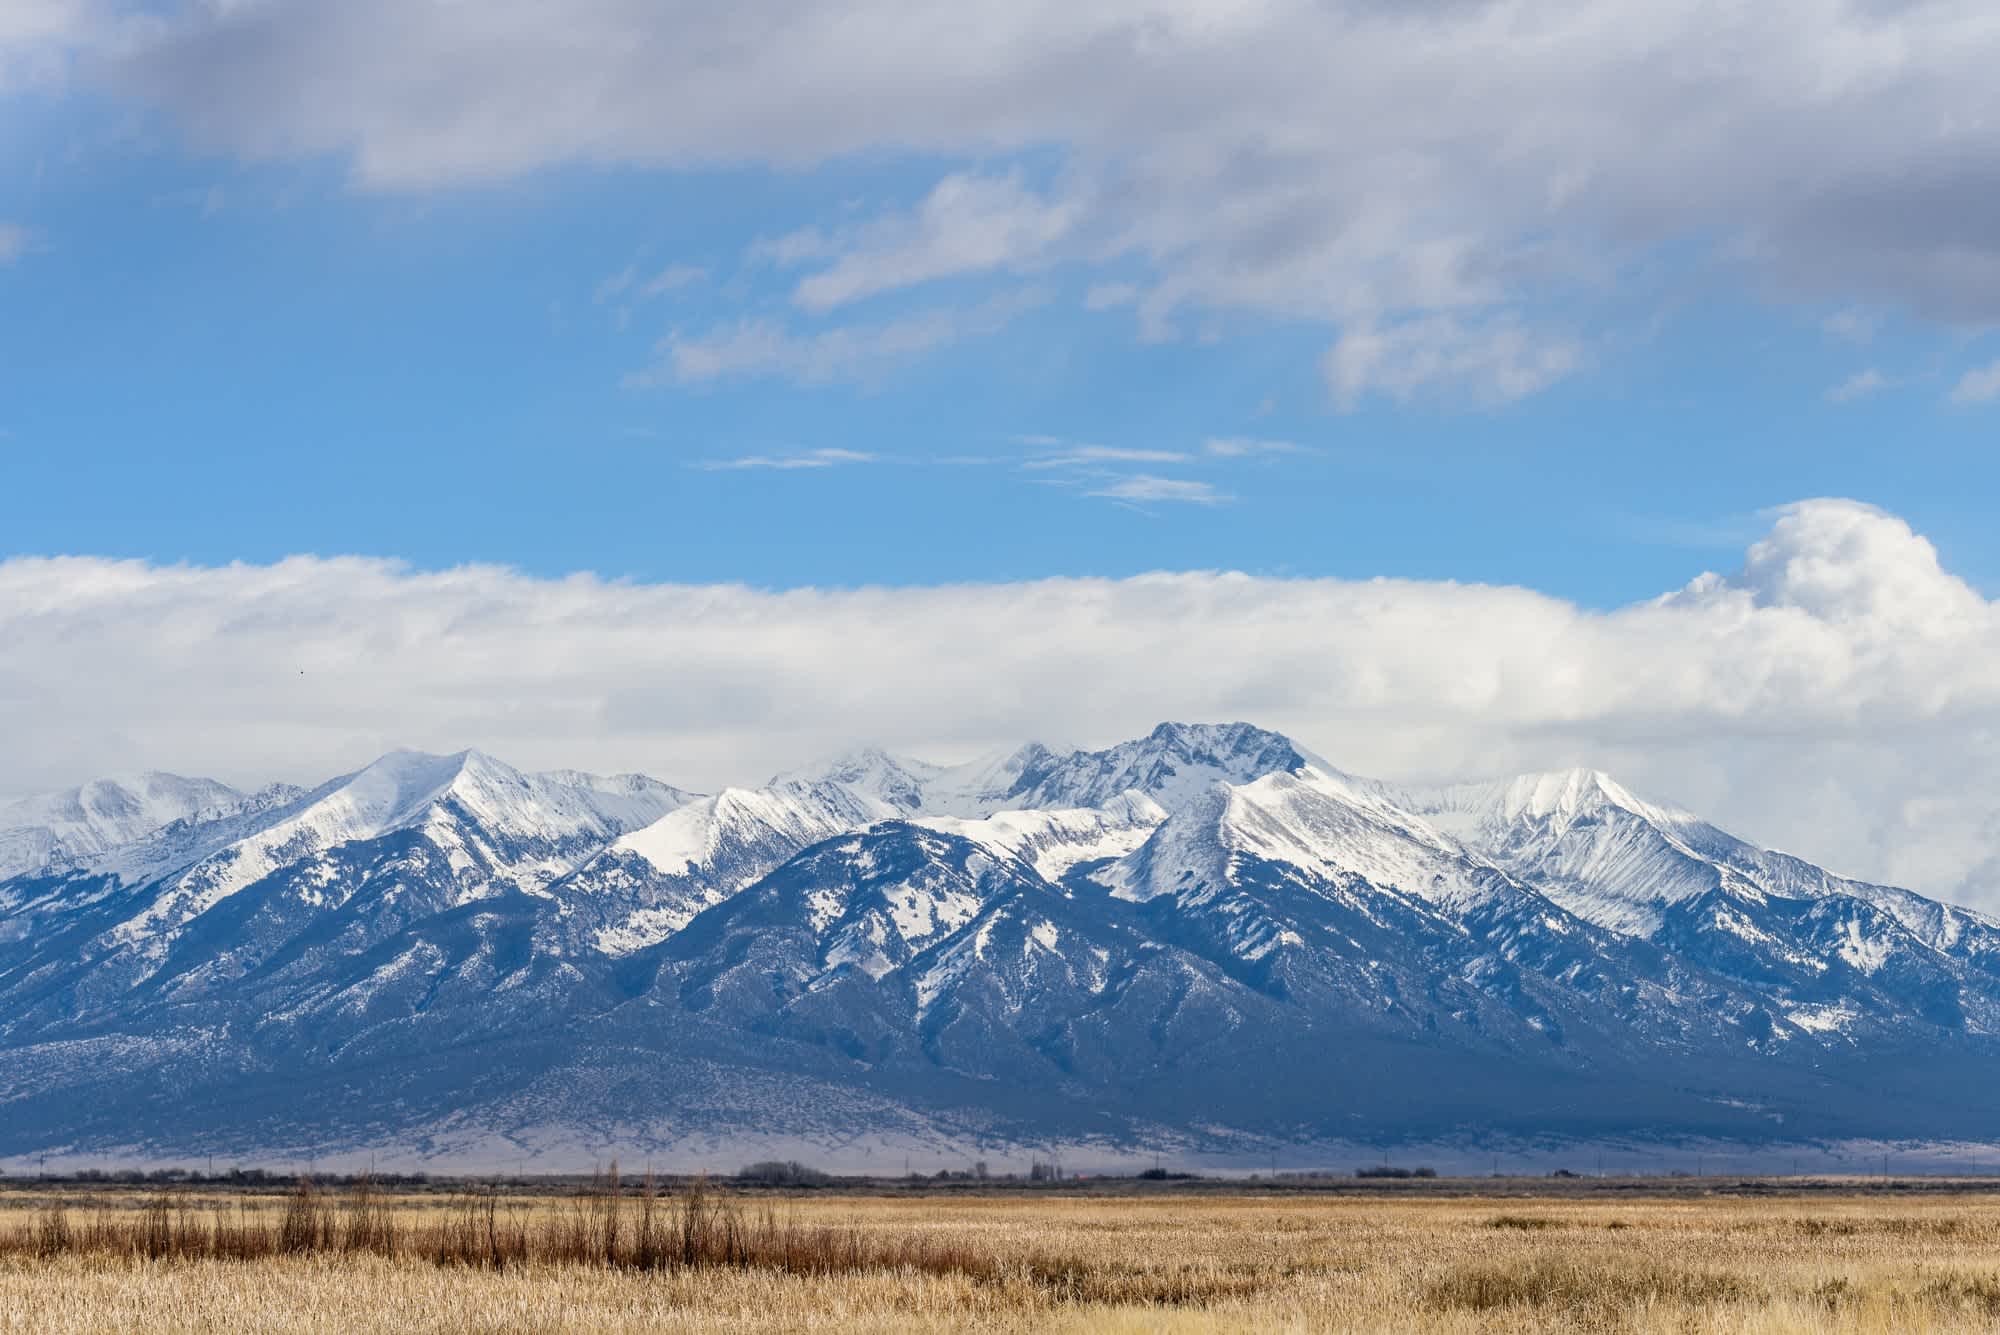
4 1185 2000 1331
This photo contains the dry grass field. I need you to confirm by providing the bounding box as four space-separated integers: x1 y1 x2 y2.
4 1178 2000 1332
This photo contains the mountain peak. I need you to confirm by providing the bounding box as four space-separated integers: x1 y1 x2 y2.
1482 768 1695 830
1500 767 1634 817
769 746 937 809
1145 720 1301 758
1005 721 1315 814
1401 765 1693 842
0 771 249 880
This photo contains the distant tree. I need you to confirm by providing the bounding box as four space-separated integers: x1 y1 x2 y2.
736 1160 831 1186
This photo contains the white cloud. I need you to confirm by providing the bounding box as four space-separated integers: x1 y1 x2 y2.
4 501 2000 909
640 263 704 298
628 291 1041 387
1827 368 1888 403
1023 446 1190 470
791 172 1076 312
1949 359 2000 405
93 1 2000 403
1671 499 1985 631
692 448 875 471
0 225 28 265
1084 475 1228 506
0 0 90 91
1204 437 1302 458
1323 318 1584 410
599 262 704 306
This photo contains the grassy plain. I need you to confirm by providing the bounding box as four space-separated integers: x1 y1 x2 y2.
3 1179 2000 1332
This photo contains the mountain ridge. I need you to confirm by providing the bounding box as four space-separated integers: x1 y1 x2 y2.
3 722 1997 1168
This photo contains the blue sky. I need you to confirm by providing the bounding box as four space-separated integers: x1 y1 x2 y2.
3 2 1998 608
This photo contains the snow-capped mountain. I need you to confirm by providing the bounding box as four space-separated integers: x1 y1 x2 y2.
552 722 1312 957
2 723 1998 1167
0 772 249 883
1398 768 2000 1035
0 751 691 1028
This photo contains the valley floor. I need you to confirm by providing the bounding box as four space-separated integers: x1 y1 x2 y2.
4 1185 2000 1331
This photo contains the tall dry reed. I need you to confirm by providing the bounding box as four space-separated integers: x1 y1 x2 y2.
0 1169 1003 1285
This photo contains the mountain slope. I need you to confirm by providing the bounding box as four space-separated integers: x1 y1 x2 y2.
0 752 690 1040
1399 767 2000 1034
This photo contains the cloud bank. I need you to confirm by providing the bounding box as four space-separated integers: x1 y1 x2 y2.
3 500 1996 910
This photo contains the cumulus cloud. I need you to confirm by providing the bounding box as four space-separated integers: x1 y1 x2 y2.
1671 499 1985 631
71 0 2000 404
4 501 1997 910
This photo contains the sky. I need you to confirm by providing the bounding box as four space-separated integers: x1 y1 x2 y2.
2 2 1999 908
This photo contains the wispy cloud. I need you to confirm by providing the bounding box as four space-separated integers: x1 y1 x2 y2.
598 262 706 305
692 448 877 471
1023 445 1190 470
1086 475 1229 506
1821 309 1875 344
1324 317 1584 411
1083 283 1139 311
1204 437 1303 458
639 264 704 298
0 224 29 265
632 291 1043 388
594 266 637 303
1949 359 2000 406
749 226 837 267
1827 368 1889 404
790 171 1076 312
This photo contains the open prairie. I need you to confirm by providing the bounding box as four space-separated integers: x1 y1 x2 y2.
5 1179 2000 1332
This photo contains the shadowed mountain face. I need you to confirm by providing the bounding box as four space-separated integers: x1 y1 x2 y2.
3 724 1998 1166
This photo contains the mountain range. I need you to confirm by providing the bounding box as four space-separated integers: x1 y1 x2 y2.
2 722 1997 1171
